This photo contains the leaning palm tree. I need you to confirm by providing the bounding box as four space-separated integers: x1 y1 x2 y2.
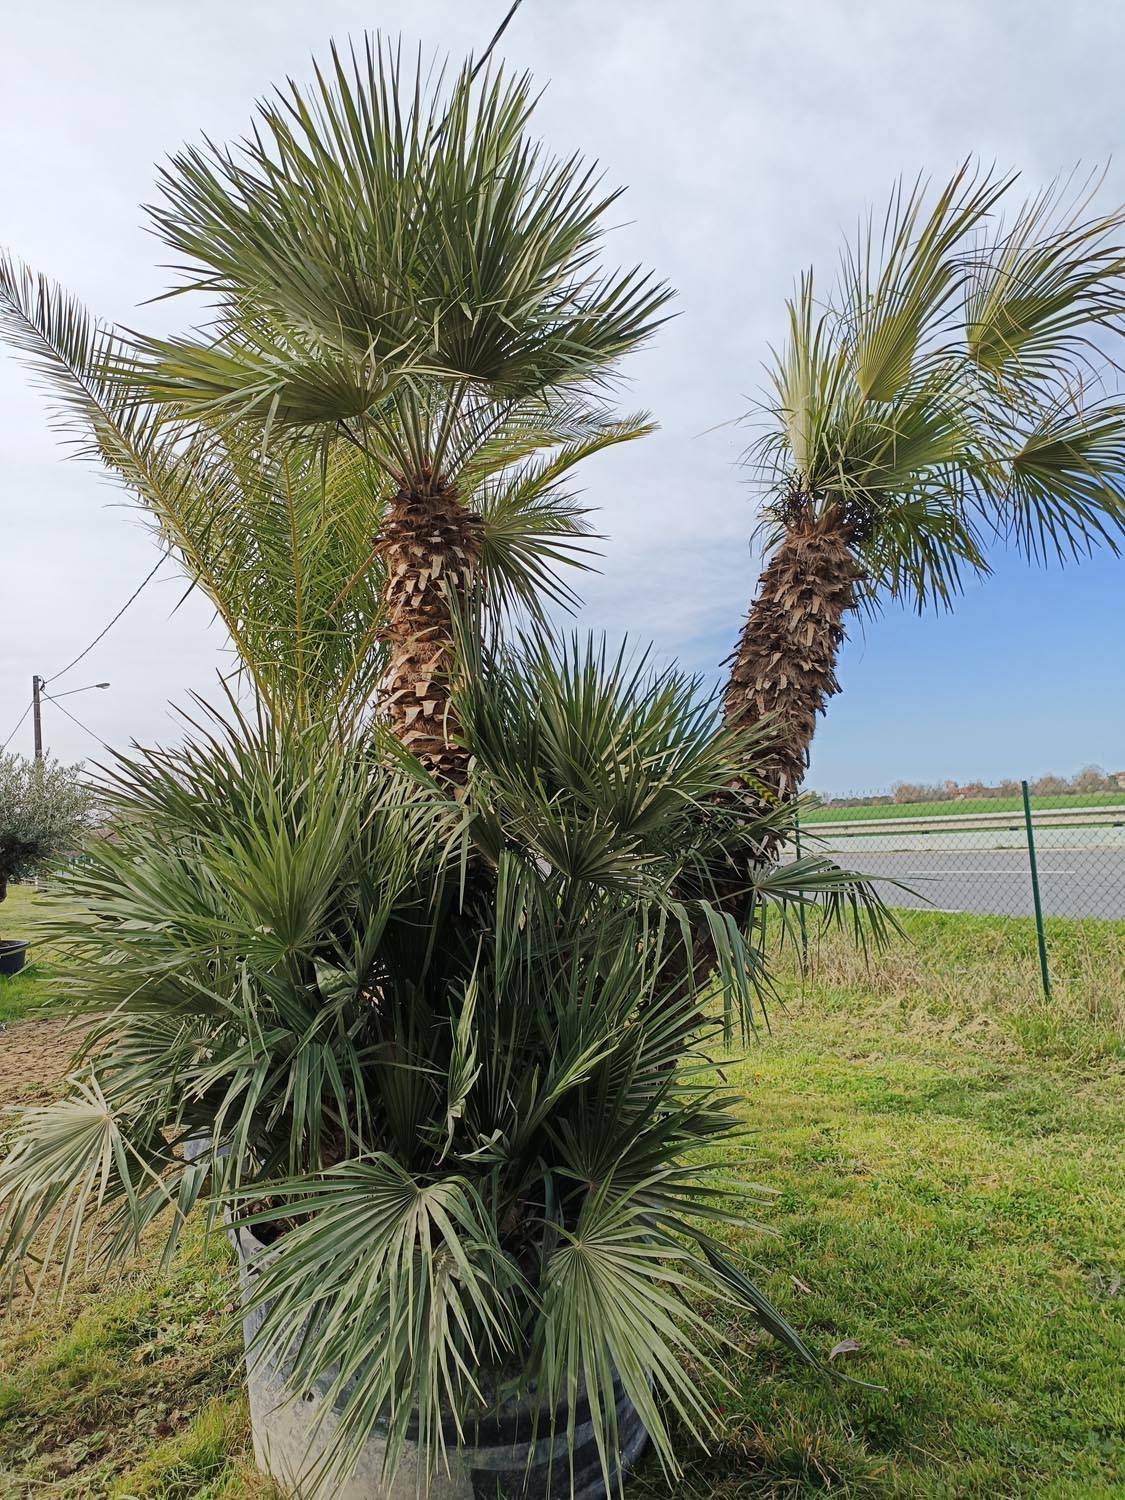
121 39 670 778
726 164 1125 798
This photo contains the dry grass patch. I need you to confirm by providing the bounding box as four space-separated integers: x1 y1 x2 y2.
774 908 1125 1062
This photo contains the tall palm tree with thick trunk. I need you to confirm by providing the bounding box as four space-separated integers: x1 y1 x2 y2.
124 39 671 780
726 165 1125 798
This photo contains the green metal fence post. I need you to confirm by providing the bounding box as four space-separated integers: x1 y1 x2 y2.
794 807 809 971
1021 779 1051 1000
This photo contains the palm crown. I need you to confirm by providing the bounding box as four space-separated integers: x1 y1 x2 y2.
141 41 670 441
2 39 672 777
726 163 1125 797
143 40 670 778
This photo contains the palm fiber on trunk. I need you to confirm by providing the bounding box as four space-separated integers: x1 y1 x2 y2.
379 473 483 784
723 519 860 801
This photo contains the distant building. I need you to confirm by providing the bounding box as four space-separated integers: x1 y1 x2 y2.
1112 771 1125 791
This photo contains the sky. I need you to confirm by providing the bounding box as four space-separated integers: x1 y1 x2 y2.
1 0 1123 795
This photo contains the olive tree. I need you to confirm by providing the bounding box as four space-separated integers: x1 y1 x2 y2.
0 753 94 914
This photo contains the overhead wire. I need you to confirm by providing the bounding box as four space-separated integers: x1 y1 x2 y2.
469 0 525 83
1 700 33 754
41 694 112 754
431 0 527 147
45 553 167 687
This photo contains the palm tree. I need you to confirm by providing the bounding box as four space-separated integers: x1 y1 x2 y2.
726 165 1125 799
0 255 649 730
121 39 671 780
0 41 891 1494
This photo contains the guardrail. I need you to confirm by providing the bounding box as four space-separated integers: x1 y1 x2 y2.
801 803 1125 837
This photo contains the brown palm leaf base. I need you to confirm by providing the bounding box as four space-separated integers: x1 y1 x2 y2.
379 473 483 784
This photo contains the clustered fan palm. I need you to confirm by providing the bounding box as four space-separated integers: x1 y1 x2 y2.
12 31 1125 1500
129 40 670 778
0 641 882 1493
726 165 1125 798
0 34 887 1500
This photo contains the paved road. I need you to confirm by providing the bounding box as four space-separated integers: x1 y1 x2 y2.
808 826 1125 919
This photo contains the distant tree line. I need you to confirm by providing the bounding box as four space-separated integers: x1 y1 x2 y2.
807 765 1125 808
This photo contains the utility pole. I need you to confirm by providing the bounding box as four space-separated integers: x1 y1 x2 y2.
31 674 43 761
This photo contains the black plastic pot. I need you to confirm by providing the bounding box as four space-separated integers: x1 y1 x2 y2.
0 941 29 978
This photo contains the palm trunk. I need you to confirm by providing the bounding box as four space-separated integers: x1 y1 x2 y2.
723 518 860 801
380 471 483 784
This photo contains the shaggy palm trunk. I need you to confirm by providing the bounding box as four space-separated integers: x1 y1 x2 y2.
723 518 860 801
379 471 483 784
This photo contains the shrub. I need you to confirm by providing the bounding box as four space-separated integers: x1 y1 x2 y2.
0 639 883 1492
0 753 94 925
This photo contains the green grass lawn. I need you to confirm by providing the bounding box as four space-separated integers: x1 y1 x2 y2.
631 997 1124 1498
803 791 1125 824
1 908 1122 1497
0 883 84 1023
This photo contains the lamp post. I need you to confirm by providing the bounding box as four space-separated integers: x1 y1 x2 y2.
31 680 111 760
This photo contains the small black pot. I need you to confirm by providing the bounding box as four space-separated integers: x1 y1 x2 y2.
0 941 29 978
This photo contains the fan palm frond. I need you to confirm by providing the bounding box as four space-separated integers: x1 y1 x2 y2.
731 162 1125 797
139 38 671 461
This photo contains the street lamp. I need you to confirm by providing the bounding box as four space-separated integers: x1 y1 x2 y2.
32 678 111 760
48 682 111 700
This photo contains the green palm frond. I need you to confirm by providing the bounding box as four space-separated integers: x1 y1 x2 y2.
471 408 654 617
857 489 988 610
966 168 1125 387
139 37 672 463
845 162 1011 403
532 1177 724 1483
476 459 599 615
747 162 1125 611
240 1158 525 1485
754 271 851 490
131 321 404 431
1001 393 1125 563
0 1077 171 1296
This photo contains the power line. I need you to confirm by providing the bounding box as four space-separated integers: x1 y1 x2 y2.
469 0 526 83
42 695 112 753
431 0 526 152
45 553 167 687
1 700 32 754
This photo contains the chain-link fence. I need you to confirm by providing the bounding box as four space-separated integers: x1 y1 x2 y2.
797 781 1125 998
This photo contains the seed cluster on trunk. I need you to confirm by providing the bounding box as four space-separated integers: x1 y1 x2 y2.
723 520 860 801
379 472 483 783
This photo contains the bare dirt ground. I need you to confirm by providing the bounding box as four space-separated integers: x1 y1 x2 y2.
0 1017 75 1110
